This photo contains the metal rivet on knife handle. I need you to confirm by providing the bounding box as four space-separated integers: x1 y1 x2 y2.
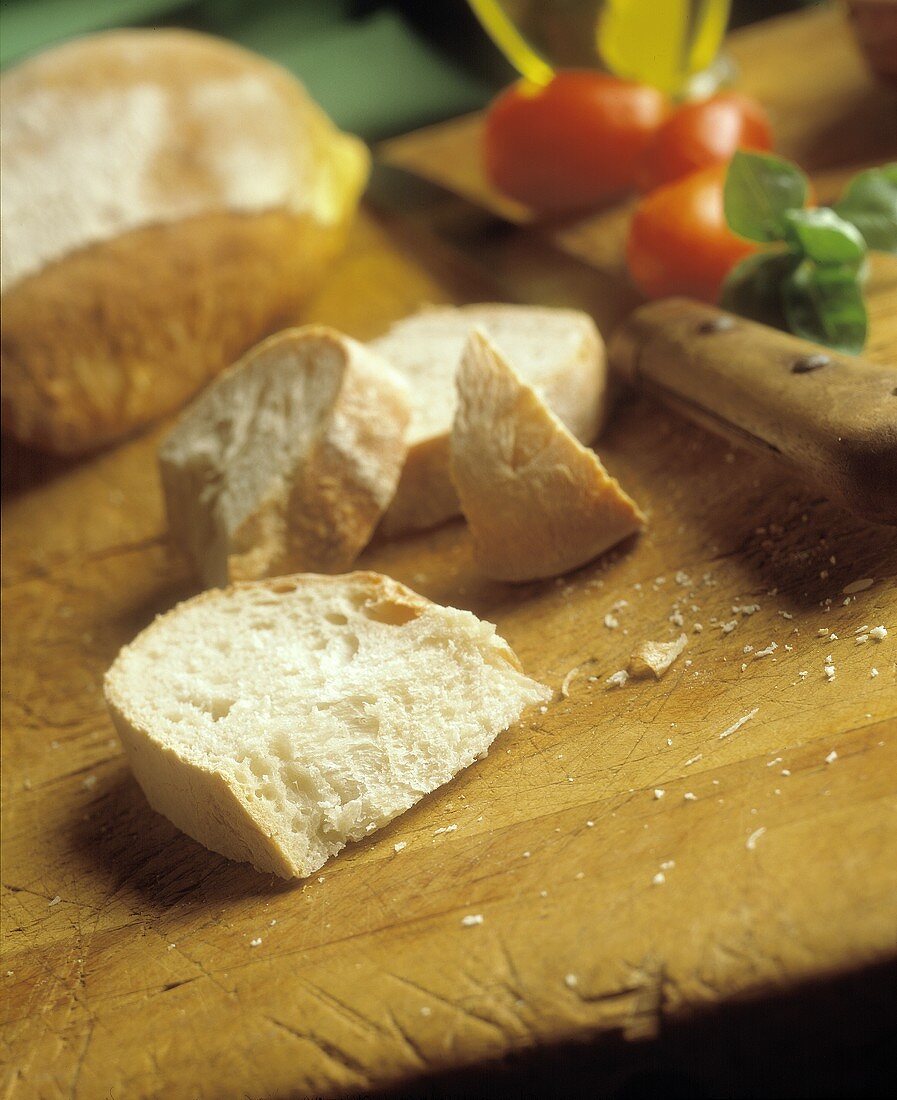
792 354 831 373
698 315 737 335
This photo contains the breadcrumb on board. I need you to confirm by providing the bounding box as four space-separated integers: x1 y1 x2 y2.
560 666 580 697
628 634 688 679
719 707 759 739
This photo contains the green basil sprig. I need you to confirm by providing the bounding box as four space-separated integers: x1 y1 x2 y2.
721 153 897 354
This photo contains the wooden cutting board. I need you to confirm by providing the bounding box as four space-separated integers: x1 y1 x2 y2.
2 6 896 1097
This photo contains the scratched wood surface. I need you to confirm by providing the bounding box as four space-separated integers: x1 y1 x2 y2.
2 6 896 1098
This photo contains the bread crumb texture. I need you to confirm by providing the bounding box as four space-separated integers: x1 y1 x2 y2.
103 571 549 878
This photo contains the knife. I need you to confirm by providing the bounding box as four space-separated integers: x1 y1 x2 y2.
365 161 897 526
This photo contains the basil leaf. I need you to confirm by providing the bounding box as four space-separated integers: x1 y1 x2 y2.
833 164 897 253
782 259 867 354
783 208 867 266
724 151 810 243
719 250 800 330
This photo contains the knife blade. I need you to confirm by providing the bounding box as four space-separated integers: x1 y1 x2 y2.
365 161 897 525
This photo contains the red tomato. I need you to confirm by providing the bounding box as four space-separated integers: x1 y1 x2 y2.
626 163 759 302
484 72 670 212
638 92 772 192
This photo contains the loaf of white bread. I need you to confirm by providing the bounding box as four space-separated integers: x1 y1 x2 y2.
0 30 369 454
159 327 410 588
370 304 608 534
104 572 549 878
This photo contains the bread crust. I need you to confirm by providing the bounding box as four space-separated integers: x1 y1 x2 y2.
376 432 459 537
2 210 352 453
275 343 411 577
451 329 645 582
105 691 300 877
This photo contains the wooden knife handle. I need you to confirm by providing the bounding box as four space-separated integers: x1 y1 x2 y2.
608 298 897 526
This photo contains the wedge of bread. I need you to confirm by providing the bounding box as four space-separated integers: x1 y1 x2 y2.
103 572 550 878
159 326 410 588
370 304 607 535
451 330 645 582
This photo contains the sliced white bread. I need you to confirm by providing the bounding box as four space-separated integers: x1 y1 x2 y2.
369 304 607 535
159 326 410 588
451 329 645 582
104 571 549 878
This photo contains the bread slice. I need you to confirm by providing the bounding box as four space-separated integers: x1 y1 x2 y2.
451 330 645 582
103 571 550 878
369 304 607 535
159 326 410 588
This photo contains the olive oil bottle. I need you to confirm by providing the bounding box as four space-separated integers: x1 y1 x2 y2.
468 0 732 95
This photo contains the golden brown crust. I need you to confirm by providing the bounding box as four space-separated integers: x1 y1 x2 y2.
1 208 352 454
451 330 646 583
375 433 459 538
278 371 411 576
